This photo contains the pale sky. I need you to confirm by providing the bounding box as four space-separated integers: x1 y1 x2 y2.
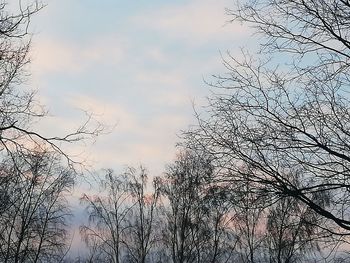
29 0 250 176
22 0 255 255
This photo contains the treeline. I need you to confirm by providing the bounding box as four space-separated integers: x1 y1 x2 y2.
75 151 329 263
1 0 350 262
0 151 343 262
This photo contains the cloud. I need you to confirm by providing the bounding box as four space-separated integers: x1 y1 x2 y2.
63 95 189 172
96 112 187 156
30 0 247 175
132 0 248 44
144 48 169 64
67 94 136 133
31 35 125 75
135 70 191 107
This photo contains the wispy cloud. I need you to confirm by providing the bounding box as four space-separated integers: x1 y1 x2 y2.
132 0 248 44
67 95 136 132
62 94 188 171
31 35 126 74
30 0 247 173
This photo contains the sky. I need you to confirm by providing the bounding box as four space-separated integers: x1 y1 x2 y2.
29 0 250 176
24 0 252 256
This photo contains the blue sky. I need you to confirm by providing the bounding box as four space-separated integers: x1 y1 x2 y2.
29 0 250 175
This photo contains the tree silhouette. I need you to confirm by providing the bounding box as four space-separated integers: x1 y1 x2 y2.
186 0 350 239
0 152 74 263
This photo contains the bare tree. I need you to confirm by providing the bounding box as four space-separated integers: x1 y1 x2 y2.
0 2 104 261
185 0 350 241
201 185 237 263
0 151 74 263
227 0 350 77
263 196 324 263
80 170 132 263
122 167 161 263
0 0 102 169
80 167 161 263
160 151 212 263
160 150 236 263
230 180 266 263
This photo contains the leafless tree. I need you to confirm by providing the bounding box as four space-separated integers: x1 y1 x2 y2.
227 0 350 77
201 186 237 263
263 196 324 263
0 151 74 263
160 151 212 263
122 167 161 263
160 150 237 263
229 180 266 263
0 2 104 261
80 170 132 263
185 0 350 242
80 167 161 263
0 0 102 169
